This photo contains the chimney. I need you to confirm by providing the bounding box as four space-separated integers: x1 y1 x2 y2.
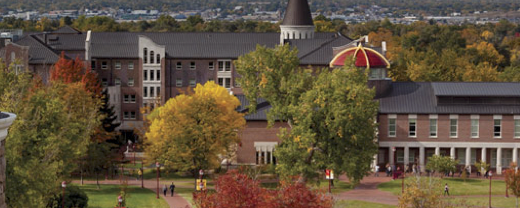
85 30 91 62
365 35 369 44
382 41 387 57
43 32 48 45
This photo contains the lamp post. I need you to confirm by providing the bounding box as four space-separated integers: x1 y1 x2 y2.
489 171 493 208
156 162 160 199
61 181 66 208
118 195 123 208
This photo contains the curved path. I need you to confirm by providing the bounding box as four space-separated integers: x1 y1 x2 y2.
73 178 192 208
334 175 398 206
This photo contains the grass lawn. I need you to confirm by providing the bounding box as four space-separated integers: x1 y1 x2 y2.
378 177 506 196
334 200 395 208
447 196 519 208
78 184 169 208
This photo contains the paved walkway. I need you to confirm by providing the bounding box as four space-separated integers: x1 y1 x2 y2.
334 175 398 206
73 178 191 208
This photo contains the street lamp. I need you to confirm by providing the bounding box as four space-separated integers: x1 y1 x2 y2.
61 181 66 208
118 195 123 208
156 162 160 199
489 171 493 208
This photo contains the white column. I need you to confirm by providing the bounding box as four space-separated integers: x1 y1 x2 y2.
465 147 471 167
481 147 487 174
419 147 425 172
404 146 410 166
435 147 440 156
389 147 394 166
270 147 274 164
497 147 502 175
450 147 456 159
513 148 518 166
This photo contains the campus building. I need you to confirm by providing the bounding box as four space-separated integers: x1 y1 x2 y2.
1 0 519 174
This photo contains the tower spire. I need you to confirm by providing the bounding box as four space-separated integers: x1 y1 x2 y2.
280 0 315 44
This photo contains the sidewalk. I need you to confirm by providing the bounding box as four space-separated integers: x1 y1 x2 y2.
334 175 398 206
73 179 192 208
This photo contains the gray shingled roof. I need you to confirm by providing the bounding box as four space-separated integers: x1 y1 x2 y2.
53 26 81 34
15 35 60 64
236 95 269 121
432 82 520 97
379 82 520 114
290 34 353 65
282 0 314 26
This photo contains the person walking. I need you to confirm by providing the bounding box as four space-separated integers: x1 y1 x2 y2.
374 165 380 177
138 168 143 180
444 183 450 196
170 182 176 197
163 184 167 196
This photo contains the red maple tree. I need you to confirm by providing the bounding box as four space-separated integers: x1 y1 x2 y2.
193 170 333 208
50 52 101 95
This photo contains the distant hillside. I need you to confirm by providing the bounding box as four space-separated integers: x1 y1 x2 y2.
1 0 519 16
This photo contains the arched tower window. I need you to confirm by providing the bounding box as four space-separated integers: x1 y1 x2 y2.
143 48 148 64
150 51 154 64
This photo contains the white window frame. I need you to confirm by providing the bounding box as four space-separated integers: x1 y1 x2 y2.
130 95 136 103
494 115 502 138
124 95 130 103
189 79 196 87
190 62 196 70
143 86 148 98
471 115 479 138
101 61 108 70
128 62 134 70
209 61 214 70
176 62 182 70
409 114 417 138
218 60 231 72
176 78 183 87
156 87 160 97
450 115 458 138
128 78 134 87
150 70 155 81
143 69 148 81
388 114 396 137
156 70 161 81
115 78 121 86
515 115 520 139
102 78 108 87
429 115 438 138
115 61 121 70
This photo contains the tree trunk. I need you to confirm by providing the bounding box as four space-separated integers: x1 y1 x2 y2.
96 171 100 189
80 168 84 185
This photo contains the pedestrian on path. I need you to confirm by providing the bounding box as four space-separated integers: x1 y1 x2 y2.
170 182 176 197
163 184 167 196
444 183 449 196
138 168 143 181
374 165 380 177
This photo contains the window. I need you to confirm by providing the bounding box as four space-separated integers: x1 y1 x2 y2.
115 61 121 70
156 87 160 97
176 62 182 70
388 118 396 137
190 62 196 70
150 87 155 97
143 86 148 97
91 61 96 70
218 78 223 86
124 112 136 120
471 119 479 138
218 61 231 71
494 119 501 138
101 61 108 70
102 78 108 87
150 51 154 64
503 149 513 168
157 70 160 81
143 48 148 64
189 79 196 87
209 62 214 70
156 54 160 64
428 119 436 137
450 119 458 138
225 78 231 88
409 118 417 137
130 112 136 119
457 149 466 165
515 118 520 138
115 78 121 86
124 95 130 103
176 78 182 87
144 70 148 81
128 62 134 70
130 95 136 103
128 78 134 86
150 70 155 81
396 150 404 163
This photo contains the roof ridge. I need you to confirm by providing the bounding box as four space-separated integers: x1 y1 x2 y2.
28 35 62 59
298 36 341 61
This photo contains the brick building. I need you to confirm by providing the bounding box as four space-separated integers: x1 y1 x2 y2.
1 0 520 174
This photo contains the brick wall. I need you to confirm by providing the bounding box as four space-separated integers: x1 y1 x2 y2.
236 121 289 164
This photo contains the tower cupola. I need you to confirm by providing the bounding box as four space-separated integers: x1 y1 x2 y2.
280 0 315 44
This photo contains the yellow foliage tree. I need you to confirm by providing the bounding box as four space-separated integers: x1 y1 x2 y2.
467 41 504 66
145 81 245 176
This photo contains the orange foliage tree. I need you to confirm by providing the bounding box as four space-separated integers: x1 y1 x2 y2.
193 170 333 208
50 52 101 95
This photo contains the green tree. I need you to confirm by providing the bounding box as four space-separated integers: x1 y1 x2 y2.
145 81 246 177
505 165 520 208
425 155 457 177
500 66 520 82
474 161 490 176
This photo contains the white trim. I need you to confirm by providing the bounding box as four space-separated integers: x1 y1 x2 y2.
515 115 520 120
429 114 438 119
471 115 480 119
449 114 459 119
379 141 520 149
408 114 417 119
388 114 397 119
494 115 503 119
